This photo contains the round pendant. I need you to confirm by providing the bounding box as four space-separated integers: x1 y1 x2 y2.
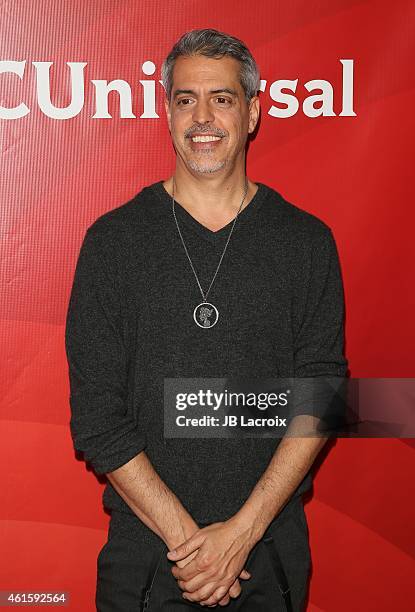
193 302 219 328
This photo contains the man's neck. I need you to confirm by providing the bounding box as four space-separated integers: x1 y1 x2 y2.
162 169 258 230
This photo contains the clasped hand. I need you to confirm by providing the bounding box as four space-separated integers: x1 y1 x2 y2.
167 520 254 607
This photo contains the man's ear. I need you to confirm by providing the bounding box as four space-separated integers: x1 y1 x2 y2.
248 95 260 134
164 96 171 132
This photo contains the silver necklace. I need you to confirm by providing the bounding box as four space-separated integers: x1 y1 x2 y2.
172 177 249 329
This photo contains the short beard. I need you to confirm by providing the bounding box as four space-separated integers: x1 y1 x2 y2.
187 156 227 174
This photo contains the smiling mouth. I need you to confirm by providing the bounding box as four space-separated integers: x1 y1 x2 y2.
190 135 222 142
187 134 225 151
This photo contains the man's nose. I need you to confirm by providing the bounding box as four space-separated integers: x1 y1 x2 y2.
192 98 215 124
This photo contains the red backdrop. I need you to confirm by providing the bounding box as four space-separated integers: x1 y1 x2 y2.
1 1 414 610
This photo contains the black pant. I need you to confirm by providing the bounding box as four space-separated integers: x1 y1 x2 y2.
96 496 311 611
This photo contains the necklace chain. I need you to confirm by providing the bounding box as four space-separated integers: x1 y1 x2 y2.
171 178 249 302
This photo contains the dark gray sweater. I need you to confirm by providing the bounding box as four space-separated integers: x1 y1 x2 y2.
65 180 348 524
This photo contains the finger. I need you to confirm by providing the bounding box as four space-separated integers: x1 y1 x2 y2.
171 563 197 582
198 585 229 606
167 533 204 561
196 585 234 606
176 552 226 593
217 594 230 606
201 579 238 607
209 580 241 606
201 580 240 605
175 565 215 592
171 551 206 582
176 549 198 568
182 576 219 601
184 577 229 604
174 550 199 578
228 578 242 599
239 568 251 579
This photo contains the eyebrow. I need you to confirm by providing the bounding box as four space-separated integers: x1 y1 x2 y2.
173 88 238 99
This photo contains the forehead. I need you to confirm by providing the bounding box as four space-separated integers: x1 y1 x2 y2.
171 55 242 90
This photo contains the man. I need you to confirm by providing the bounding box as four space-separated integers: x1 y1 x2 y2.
65 28 348 611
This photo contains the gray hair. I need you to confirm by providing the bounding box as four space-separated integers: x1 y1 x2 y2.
161 28 261 104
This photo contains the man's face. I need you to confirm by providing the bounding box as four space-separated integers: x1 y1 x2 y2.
164 54 259 175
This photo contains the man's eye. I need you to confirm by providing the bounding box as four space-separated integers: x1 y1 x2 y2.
177 97 231 106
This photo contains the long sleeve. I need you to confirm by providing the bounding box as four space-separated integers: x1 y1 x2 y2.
291 224 348 422
65 223 146 475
